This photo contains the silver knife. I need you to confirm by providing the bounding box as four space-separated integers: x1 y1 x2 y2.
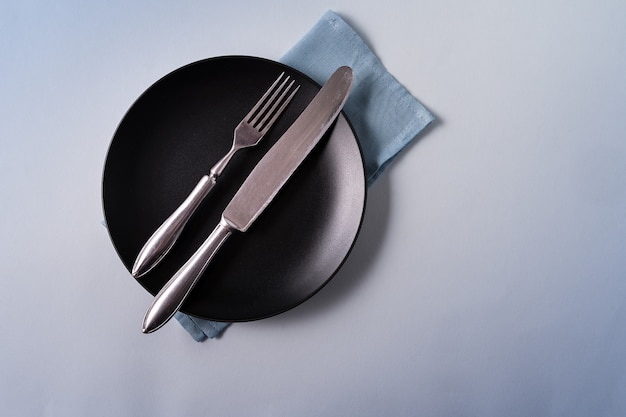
142 66 354 333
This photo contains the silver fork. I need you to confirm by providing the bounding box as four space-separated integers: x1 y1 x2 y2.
132 73 300 277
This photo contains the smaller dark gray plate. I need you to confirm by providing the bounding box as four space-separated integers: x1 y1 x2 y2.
102 56 366 322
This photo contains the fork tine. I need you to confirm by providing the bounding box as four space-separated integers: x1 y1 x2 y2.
245 72 288 124
249 78 292 128
257 82 300 133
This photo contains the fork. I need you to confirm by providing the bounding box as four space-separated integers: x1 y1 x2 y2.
132 73 300 277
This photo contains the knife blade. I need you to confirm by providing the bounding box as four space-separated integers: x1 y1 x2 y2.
142 66 354 333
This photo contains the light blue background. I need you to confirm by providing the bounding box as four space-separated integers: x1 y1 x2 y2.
1 1 625 416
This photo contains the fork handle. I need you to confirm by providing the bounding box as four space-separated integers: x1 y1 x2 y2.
210 145 238 179
132 175 216 277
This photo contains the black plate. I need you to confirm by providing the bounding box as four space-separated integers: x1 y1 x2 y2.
103 56 366 322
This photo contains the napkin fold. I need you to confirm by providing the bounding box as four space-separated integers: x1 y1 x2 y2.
175 10 434 341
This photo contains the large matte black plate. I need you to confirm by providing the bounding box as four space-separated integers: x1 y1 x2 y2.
103 56 366 322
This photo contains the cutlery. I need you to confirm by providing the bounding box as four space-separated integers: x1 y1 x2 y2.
132 72 300 278
142 66 353 333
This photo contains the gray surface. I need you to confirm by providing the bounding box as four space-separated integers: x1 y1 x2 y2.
2 1 625 416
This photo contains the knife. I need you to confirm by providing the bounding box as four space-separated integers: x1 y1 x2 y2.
142 66 354 333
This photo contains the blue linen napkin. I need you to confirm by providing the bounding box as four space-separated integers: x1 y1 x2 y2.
175 10 434 341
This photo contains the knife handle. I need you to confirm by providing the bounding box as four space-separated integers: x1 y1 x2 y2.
132 175 216 277
142 219 233 333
